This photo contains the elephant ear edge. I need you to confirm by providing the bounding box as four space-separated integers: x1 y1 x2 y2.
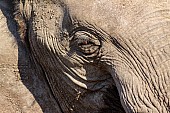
12 0 28 45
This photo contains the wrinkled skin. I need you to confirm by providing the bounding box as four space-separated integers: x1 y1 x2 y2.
1 0 170 113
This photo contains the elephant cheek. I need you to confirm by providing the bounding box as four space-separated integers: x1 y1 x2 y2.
109 67 168 113
109 68 140 113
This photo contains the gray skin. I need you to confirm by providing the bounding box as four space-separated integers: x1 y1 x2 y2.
1 0 170 113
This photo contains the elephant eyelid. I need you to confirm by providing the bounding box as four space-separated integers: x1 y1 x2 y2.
71 31 100 46
69 30 101 56
69 21 102 38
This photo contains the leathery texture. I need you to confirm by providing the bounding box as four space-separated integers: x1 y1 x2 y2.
27 1 125 113
13 0 170 113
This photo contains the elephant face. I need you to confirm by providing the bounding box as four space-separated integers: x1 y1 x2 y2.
14 0 170 112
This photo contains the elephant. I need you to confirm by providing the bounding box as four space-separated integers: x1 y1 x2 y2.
0 0 170 113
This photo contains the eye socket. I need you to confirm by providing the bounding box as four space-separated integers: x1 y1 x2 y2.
70 31 101 55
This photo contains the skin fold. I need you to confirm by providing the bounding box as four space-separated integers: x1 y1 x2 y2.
1 0 170 113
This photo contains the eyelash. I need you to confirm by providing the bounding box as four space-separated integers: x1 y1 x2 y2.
69 29 101 56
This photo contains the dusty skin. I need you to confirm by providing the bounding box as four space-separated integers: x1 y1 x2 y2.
0 0 170 113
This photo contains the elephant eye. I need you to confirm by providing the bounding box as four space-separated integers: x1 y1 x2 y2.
70 31 101 55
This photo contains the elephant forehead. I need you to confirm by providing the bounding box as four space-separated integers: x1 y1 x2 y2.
65 0 124 32
64 0 145 34
64 0 170 35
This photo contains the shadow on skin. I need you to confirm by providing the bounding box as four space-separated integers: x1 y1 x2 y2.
0 2 61 113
